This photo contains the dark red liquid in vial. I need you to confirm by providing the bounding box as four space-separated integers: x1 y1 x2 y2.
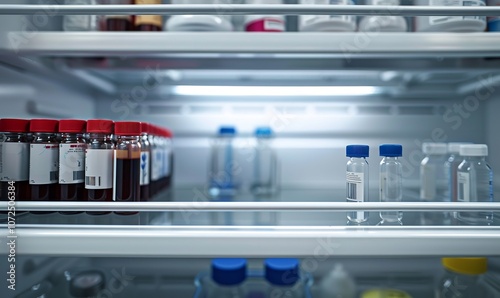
87 189 113 216
136 24 161 31
106 18 132 31
115 157 140 215
31 184 57 214
57 184 85 215
140 185 149 202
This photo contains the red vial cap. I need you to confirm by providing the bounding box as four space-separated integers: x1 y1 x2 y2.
115 121 141 136
87 119 114 134
141 122 150 134
0 118 30 133
149 124 158 136
59 119 87 133
30 119 59 133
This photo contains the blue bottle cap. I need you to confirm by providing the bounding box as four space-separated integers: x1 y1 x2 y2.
379 144 403 157
255 127 273 138
346 145 369 158
219 126 236 136
211 258 247 286
265 258 300 286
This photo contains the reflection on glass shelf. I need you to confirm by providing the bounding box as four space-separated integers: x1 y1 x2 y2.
1 187 497 227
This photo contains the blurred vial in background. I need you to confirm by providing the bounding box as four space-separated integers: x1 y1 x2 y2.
379 144 403 224
63 0 100 31
207 258 247 298
209 126 238 198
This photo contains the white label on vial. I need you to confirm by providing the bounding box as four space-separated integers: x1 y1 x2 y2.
140 151 150 186
0 143 29 181
85 149 113 189
420 165 437 200
151 148 161 181
59 144 85 184
29 144 58 185
347 172 365 219
264 18 285 31
429 0 485 24
457 172 470 202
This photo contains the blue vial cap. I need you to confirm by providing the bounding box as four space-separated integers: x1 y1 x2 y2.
219 126 236 136
211 258 247 286
346 145 369 158
379 144 403 157
265 258 300 286
255 127 273 138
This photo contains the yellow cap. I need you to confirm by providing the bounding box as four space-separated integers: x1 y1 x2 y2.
362 289 412 298
442 258 487 275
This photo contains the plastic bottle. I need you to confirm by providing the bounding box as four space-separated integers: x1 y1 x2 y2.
0 119 31 203
114 121 141 215
359 0 407 32
69 270 106 298
57 120 87 215
265 258 303 298
420 142 448 202
29 119 59 214
166 0 234 32
207 258 247 298
319 264 356 298
456 144 494 225
445 142 470 203
64 0 99 31
85 120 115 216
140 122 151 201
346 145 369 224
104 0 133 31
134 0 162 31
436 258 495 298
300 0 356 32
414 0 486 32
209 126 238 197
488 0 500 31
252 127 277 196
245 0 286 32
379 144 403 224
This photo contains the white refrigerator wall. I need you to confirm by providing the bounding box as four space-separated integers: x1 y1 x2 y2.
95 94 493 192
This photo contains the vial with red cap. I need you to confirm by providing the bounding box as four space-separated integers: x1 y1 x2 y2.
57 120 87 215
140 122 151 201
114 121 141 215
85 120 115 215
0 119 31 202
29 119 59 212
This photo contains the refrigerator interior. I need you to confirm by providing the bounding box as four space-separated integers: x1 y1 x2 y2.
1 1 500 297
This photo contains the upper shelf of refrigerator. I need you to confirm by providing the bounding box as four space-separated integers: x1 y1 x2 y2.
1 4 500 98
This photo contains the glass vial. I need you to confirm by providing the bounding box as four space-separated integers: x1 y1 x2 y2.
29 119 59 214
114 121 141 215
346 145 369 224
379 144 403 224
85 120 115 216
139 122 151 201
209 126 238 198
165 0 234 32
456 144 494 225
252 127 277 196
446 143 470 203
436 258 494 298
58 120 87 215
0 119 31 203
265 258 303 298
134 0 163 31
208 259 247 298
69 270 106 298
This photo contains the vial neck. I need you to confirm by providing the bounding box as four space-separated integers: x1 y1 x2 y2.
465 156 486 162
0 132 28 142
60 132 85 142
32 132 56 142
117 135 140 142
447 270 480 285
383 156 399 161
88 133 113 142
